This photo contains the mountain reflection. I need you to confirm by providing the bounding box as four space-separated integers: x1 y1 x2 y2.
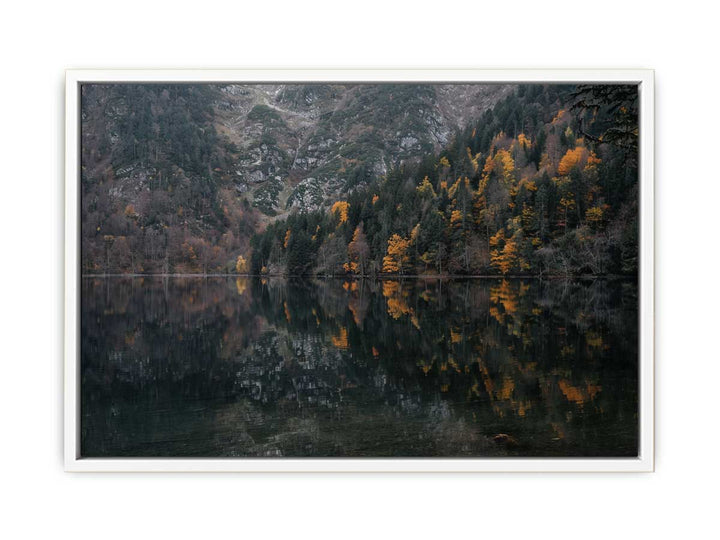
81 277 638 457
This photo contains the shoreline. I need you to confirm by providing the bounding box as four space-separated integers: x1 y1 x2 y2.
81 273 637 280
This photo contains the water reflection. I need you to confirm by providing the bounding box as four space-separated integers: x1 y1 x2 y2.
81 277 638 457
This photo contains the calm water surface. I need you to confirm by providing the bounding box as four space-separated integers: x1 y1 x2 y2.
81 277 638 457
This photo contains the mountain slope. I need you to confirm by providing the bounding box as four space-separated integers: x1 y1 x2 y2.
213 83 511 215
80 83 510 273
249 84 639 277
80 83 638 277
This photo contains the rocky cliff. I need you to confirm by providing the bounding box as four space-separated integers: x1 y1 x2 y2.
212 83 511 217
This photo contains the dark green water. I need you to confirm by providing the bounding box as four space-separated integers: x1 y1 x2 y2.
81 276 638 457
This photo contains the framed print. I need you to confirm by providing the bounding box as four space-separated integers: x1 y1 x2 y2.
65 69 654 472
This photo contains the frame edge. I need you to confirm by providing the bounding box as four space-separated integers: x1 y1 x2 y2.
63 69 655 472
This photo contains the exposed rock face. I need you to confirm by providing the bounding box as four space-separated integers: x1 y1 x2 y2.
212 83 512 217
286 177 325 212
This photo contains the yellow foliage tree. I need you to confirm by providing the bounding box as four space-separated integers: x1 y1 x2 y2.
466 147 481 172
343 261 359 273
586 206 604 225
586 151 602 168
331 201 350 224
331 327 349 349
521 203 535 230
416 176 436 198
382 234 410 274
482 149 515 185
557 146 587 176
410 223 421 244
489 229 518 275
448 176 471 199
235 255 248 273
489 228 505 249
551 109 566 124
450 209 463 226
497 149 515 184
283 229 291 249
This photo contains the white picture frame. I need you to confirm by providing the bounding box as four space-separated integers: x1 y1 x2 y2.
65 69 654 472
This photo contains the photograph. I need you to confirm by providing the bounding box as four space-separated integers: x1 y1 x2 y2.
69 72 651 469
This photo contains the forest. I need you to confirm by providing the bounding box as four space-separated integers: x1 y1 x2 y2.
80 83 639 277
81 84 254 274
250 85 639 277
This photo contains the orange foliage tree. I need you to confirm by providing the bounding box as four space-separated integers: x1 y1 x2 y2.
557 146 587 176
382 234 410 274
331 201 350 224
344 223 370 274
489 229 518 275
235 255 248 273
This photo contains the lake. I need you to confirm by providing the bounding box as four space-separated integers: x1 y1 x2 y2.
81 276 638 457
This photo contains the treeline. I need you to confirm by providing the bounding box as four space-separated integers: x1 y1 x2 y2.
251 85 639 277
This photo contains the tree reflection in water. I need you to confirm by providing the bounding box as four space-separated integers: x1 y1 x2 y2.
81 276 638 457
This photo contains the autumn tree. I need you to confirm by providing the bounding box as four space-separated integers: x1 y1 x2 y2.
490 229 519 275
345 223 370 275
585 206 604 227
409 222 421 262
235 254 248 273
416 176 436 199
557 146 587 176
283 228 291 249
382 234 410 274
331 201 350 225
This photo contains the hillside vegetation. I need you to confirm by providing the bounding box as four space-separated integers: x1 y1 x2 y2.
80 83 638 276
251 85 639 277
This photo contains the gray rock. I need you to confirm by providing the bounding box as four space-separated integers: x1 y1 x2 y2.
248 170 266 183
400 136 419 149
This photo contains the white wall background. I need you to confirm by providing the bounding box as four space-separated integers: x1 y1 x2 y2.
1 1 717 537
